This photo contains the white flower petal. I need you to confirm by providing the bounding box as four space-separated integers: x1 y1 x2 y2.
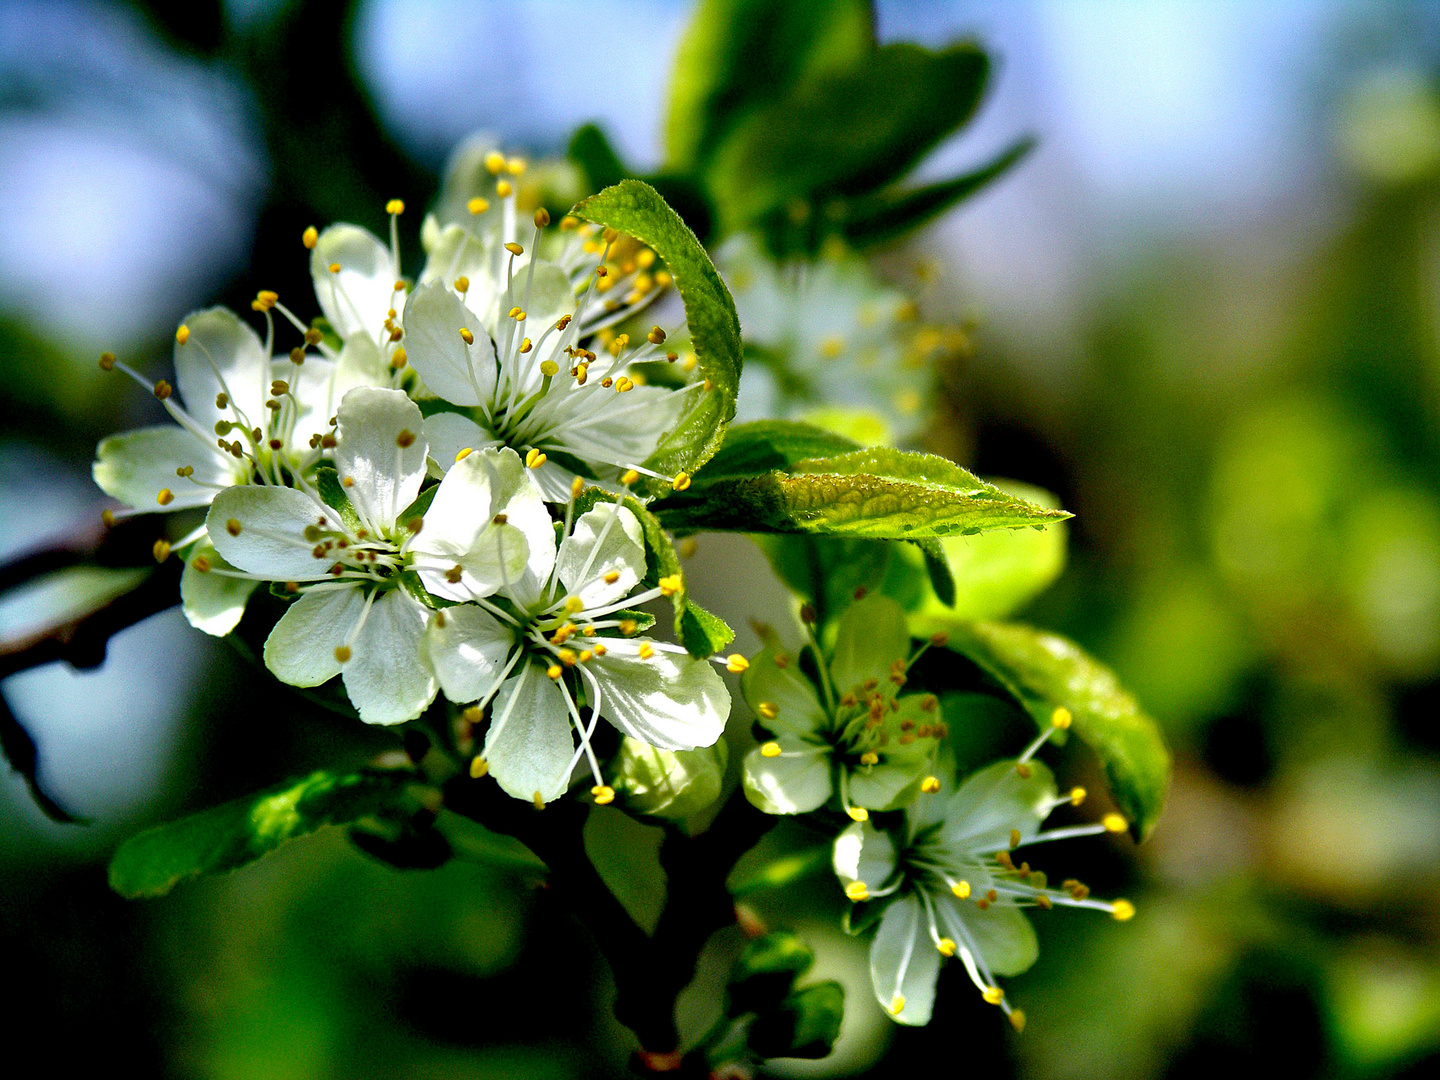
829 592 910 697
590 639 729 751
173 306 269 431
94 426 234 512
869 894 941 1025
484 665 576 803
941 759 1056 854
263 585 365 687
180 541 256 636
934 894 1039 978
423 411 497 476
413 522 528 602
743 738 832 814
342 588 437 725
415 445 518 554
547 382 691 468
418 222 500 320
208 484 336 581
555 505 646 610
284 335 391 450
832 819 898 890
310 224 398 340
403 282 492 407
740 645 827 737
333 387 428 532
519 260 577 338
423 604 516 704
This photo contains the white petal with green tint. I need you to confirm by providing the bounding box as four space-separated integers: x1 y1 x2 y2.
94 426 235 512
423 604 516 704
869 894 941 1025
934 895 1039 978
740 644 827 737
180 542 256 636
207 485 334 581
333 388 428 532
555 505 646 610
590 639 729 751
422 411 498 477
742 737 832 814
173 306 268 431
341 588 437 725
484 665 576 803
403 282 491 407
829 592 910 696
263 586 366 687
310 224 398 340
940 758 1055 853
832 820 897 891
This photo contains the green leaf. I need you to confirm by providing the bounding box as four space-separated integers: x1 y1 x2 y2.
727 930 815 1017
314 465 363 533
109 768 418 898
898 480 1067 625
699 419 861 477
652 446 1070 539
575 487 733 657
943 622 1170 840
839 137 1035 248
573 180 743 488
664 0 874 172
728 845 831 898
748 980 846 1059
705 41 991 234
567 122 628 191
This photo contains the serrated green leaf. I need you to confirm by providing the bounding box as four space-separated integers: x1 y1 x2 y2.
839 136 1035 248
567 122 628 191
706 41 991 234
942 622 1170 841
664 0 873 172
109 768 417 898
573 181 742 489
700 419 861 477
653 447 1069 539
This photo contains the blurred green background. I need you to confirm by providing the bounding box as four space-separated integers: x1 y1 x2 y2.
5 1 1440 1076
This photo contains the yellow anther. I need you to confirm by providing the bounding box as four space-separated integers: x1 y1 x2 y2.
1103 813 1128 833
386 198 404 215
304 328 323 345
670 472 692 492
566 596 585 615
558 648 578 666
846 806 869 822
335 645 352 663
602 571 620 585
533 207 550 228
507 306 523 319
224 518 242 537
1010 828 1021 849
638 643 655 660
574 363 588 385
469 755 489 778
98 351 116 371
1111 899 1136 921
952 880 971 899
484 151 505 174
519 337 533 354
983 987 1005 1006
760 741 782 758
844 880 869 901
920 776 941 794
1070 786 1086 806
1051 706 1073 729
459 327 474 345
1009 1010 1026 1033
614 376 634 393
467 196 489 215
454 447 473 462
302 226 318 248
757 702 779 721
546 664 563 680
591 784 615 805
328 262 341 274
396 429 416 449
725 654 749 674
175 325 190 345
560 215 579 230
453 275 469 293
888 995 906 1017
1015 762 1033 779
859 751 880 766
620 469 640 486
506 156 526 175
539 358 559 376
461 705 483 725
156 488 174 506
645 325 667 346
252 289 278 312
593 643 607 656
152 539 170 562
390 345 408 370
191 555 211 573
533 791 545 809
525 448 547 469
658 574 682 597
936 937 956 957
496 179 513 198
505 242 524 256
819 336 845 359
153 379 173 400
570 475 585 499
